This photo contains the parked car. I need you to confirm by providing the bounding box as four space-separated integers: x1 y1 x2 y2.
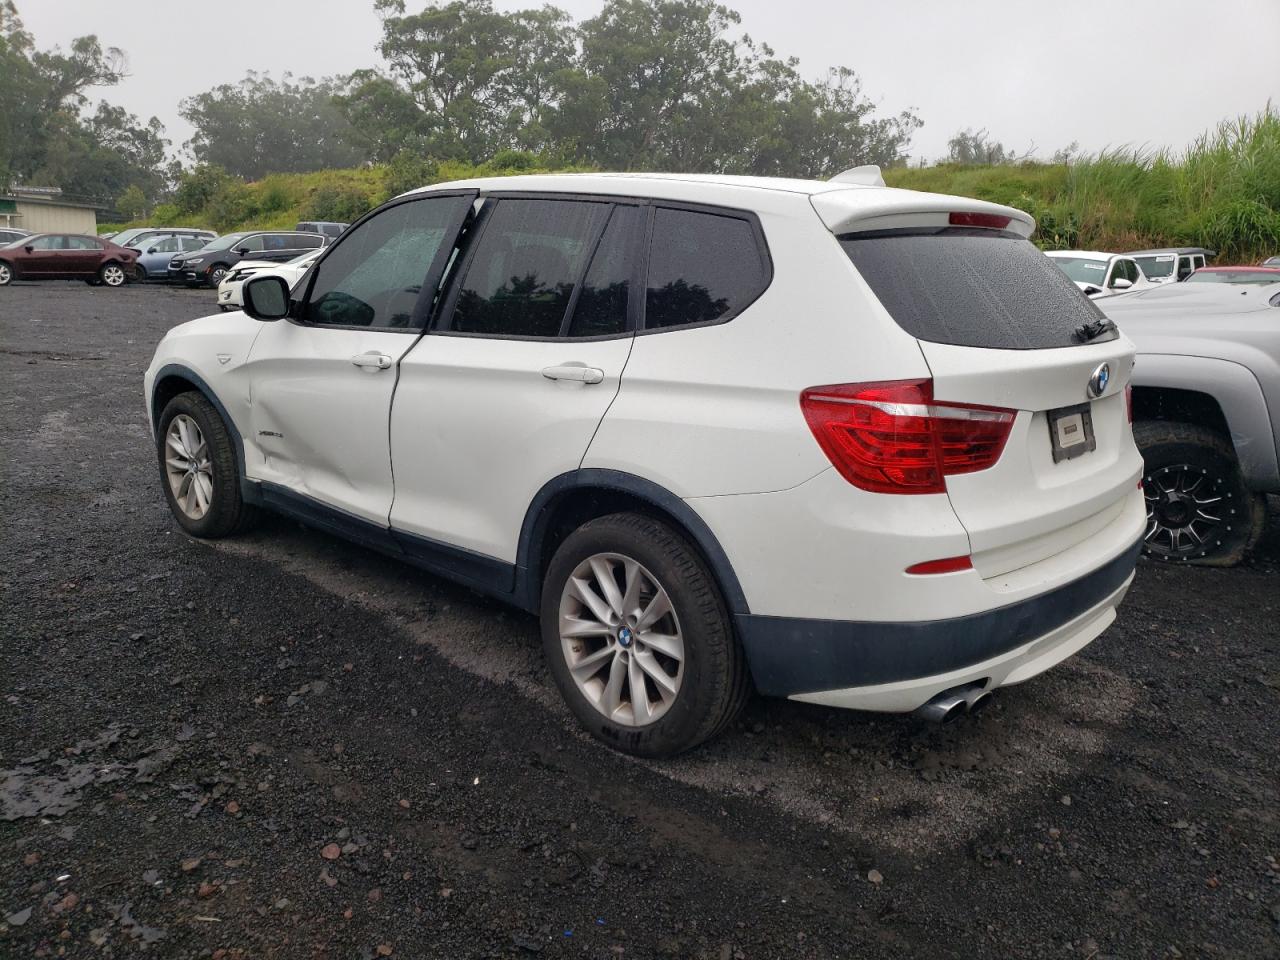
0 227 31 246
0 232 140 287
1128 247 1216 284
1185 265 1280 284
296 220 349 240
111 227 217 249
145 173 1144 756
217 248 322 310
1045 250 1153 298
1102 282 1280 564
167 230 327 287
134 234 214 281
1262 256 1280 267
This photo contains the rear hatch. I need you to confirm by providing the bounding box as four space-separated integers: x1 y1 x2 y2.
815 191 1142 578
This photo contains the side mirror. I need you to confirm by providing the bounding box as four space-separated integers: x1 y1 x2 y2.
24 245 33 253
242 275 291 322
1112 277 1133 290
235 247 250 256
146 247 157 254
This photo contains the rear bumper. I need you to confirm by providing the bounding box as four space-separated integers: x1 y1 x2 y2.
737 536 1141 703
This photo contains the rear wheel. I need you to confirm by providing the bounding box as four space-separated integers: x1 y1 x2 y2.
1135 420 1265 565
99 262 127 287
156 392 258 538
541 513 749 757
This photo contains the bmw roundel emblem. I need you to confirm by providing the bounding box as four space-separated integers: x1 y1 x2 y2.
618 626 634 648
1087 362 1111 399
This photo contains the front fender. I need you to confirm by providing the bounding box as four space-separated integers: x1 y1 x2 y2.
1132 353 1279 491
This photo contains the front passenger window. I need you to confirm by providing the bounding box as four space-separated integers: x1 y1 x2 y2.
303 196 468 329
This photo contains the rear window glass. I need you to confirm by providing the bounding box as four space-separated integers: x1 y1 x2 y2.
840 231 1110 350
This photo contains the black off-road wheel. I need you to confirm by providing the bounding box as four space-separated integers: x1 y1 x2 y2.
156 391 258 539
541 513 750 757
1135 420 1266 566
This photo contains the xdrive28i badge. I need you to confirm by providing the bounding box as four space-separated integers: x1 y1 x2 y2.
1087 362 1111 399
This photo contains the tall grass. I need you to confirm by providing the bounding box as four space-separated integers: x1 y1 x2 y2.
886 107 1280 263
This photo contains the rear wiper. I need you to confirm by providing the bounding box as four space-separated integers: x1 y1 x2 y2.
1073 317 1117 342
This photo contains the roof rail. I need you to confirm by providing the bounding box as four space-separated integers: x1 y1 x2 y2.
829 165 885 187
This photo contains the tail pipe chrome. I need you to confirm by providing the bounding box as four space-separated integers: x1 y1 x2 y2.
915 682 992 723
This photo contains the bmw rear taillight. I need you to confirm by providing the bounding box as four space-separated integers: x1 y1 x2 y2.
800 379 1015 494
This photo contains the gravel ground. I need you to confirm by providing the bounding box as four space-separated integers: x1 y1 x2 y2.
2 282 1278 960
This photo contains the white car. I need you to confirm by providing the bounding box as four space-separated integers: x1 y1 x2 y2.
144 172 1144 757
217 249 321 311
1045 250 1153 298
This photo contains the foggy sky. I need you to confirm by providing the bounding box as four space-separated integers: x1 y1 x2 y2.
15 0 1280 166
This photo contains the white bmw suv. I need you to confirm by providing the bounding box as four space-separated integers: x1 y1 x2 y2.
145 172 1145 756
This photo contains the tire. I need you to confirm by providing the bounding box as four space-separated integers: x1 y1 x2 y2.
1135 420 1266 566
541 513 749 757
99 262 127 287
0 261 12 285
207 264 229 287
156 391 258 539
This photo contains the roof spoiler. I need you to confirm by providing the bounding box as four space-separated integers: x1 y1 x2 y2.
829 165 886 187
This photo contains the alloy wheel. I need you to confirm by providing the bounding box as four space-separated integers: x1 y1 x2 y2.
0 263 11 285
102 264 126 287
164 414 214 520
1143 463 1234 560
209 266 227 285
558 552 685 726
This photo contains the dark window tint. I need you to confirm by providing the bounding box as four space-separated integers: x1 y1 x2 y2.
567 205 639 338
839 231 1110 350
451 199 608 338
293 233 325 248
645 208 767 329
305 195 467 329
236 236 266 253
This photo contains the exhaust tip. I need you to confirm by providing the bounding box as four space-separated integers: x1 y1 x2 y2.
966 691 993 715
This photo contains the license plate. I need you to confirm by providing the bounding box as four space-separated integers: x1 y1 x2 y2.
1048 403 1096 462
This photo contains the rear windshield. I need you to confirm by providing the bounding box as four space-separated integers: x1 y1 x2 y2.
840 230 1110 349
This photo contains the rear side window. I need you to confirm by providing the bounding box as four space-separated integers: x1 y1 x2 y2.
840 231 1110 350
450 198 609 338
645 208 768 329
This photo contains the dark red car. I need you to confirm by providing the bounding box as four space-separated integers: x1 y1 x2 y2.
0 233 140 288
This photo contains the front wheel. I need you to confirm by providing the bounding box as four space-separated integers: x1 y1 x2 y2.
156 392 258 538
0 261 12 286
541 513 749 757
1135 420 1266 565
207 264 229 287
99 262 127 287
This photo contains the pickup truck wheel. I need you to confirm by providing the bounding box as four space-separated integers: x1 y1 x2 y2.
541 513 749 758
1135 420 1265 566
156 392 258 539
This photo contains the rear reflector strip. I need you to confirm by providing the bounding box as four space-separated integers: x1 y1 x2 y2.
948 211 1012 230
905 556 974 576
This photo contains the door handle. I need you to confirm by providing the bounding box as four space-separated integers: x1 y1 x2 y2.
541 364 605 384
351 351 393 371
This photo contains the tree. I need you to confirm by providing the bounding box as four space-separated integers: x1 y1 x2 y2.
945 128 1035 166
180 72 366 180
117 184 147 219
0 2 168 203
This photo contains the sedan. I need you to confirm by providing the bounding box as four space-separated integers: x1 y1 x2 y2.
1044 250 1153 298
0 233 140 287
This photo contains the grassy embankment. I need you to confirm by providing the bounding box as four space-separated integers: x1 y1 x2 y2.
107 109 1279 263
